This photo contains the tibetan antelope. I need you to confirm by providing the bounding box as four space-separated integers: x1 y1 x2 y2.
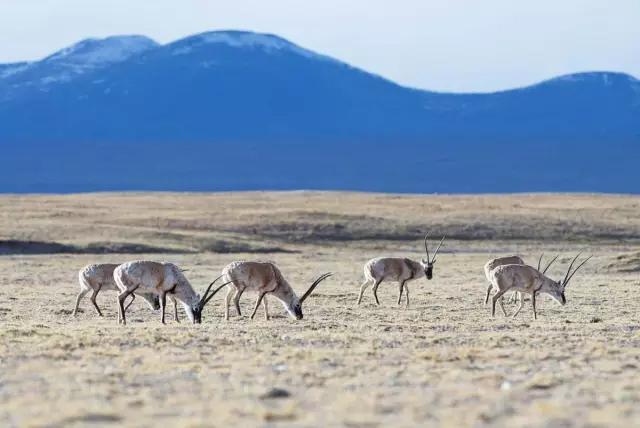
483 254 558 314
488 253 591 319
357 234 445 307
113 261 230 325
221 261 332 320
73 263 163 317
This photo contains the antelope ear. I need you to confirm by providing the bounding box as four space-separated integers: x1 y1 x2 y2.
422 258 428 264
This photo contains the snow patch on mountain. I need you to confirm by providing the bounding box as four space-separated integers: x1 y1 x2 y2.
0 63 32 79
179 31 340 63
44 35 158 66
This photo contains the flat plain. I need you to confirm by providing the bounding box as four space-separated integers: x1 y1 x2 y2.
0 192 639 427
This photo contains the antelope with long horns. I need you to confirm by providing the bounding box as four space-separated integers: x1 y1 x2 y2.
221 261 332 320
74 263 164 317
483 254 558 313
488 253 591 319
357 234 445 307
113 261 230 325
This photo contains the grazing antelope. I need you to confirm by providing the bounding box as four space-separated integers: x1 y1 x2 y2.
113 261 230 325
221 261 332 320
357 234 445 307
483 254 558 313
73 263 162 317
488 253 591 319
483 256 525 316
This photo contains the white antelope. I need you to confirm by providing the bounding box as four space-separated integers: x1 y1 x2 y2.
357 234 445 307
483 254 558 314
113 261 230 324
488 253 591 319
73 263 161 317
221 261 332 320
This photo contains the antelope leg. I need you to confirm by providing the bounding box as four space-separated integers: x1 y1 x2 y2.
250 293 266 320
499 296 508 317
357 280 370 305
172 296 180 323
372 280 382 306
224 287 234 320
123 293 135 312
484 284 492 305
263 296 269 320
512 296 525 318
90 284 103 316
73 288 90 317
404 283 410 308
159 291 167 324
234 288 245 316
492 289 508 317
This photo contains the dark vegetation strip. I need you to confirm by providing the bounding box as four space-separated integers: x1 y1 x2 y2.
0 240 295 255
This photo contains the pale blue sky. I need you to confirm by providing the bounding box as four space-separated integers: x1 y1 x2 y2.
0 0 638 92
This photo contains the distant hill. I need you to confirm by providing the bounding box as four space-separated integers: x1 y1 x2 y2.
1 30 638 193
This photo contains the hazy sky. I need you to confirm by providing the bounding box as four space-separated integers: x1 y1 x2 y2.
0 0 638 92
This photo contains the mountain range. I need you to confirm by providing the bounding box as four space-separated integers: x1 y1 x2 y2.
1 30 638 193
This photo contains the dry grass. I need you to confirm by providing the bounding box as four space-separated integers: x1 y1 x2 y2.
0 192 639 427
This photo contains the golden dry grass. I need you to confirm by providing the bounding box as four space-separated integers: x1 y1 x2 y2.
0 192 639 427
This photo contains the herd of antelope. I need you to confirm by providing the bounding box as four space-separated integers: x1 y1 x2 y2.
73 234 591 324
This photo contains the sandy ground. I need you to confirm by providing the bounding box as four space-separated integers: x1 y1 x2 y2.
0 192 639 427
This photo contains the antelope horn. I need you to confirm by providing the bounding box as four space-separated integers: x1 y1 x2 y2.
564 255 592 286
299 272 333 304
202 281 233 307
537 253 544 271
431 236 446 263
424 233 430 262
542 254 559 274
562 252 583 285
199 275 223 305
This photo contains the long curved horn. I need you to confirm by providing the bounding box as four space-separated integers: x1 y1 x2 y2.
537 253 544 271
199 275 223 305
431 236 446 263
202 281 233 307
424 233 430 261
562 252 583 285
542 255 559 274
299 272 333 304
564 255 592 286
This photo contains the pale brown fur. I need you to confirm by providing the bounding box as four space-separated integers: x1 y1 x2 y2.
74 263 161 317
487 253 590 319
222 261 330 320
483 256 525 315
357 257 426 307
113 261 201 324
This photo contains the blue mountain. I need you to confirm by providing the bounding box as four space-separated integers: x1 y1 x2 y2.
1 30 638 193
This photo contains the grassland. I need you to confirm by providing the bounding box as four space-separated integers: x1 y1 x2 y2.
0 192 639 427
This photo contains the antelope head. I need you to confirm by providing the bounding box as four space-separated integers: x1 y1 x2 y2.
285 273 333 320
185 275 231 324
543 252 592 305
421 233 445 279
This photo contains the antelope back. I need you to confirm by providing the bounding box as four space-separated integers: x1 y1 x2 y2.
484 256 525 280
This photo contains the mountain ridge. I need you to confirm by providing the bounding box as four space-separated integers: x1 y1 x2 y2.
0 30 638 193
